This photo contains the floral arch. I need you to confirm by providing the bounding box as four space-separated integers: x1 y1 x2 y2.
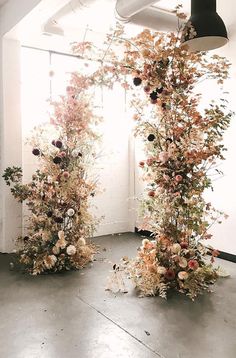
3 10 233 300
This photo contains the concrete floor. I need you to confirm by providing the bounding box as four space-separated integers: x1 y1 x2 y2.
0 232 236 358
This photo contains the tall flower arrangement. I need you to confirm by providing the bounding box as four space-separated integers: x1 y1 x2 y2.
117 13 233 299
3 74 101 275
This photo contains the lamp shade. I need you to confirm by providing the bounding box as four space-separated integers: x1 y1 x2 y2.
182 0 228 52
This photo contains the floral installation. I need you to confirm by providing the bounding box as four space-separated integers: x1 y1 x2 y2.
70 9 230 299
2 6 233 298
71 11 233 299
114 8 233 300
3 75 103 275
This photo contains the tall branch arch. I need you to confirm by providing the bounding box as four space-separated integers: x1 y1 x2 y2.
3 11 233 299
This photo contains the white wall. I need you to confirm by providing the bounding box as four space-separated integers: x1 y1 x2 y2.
0 39 22 252
204 42 236 255
0 0 44 253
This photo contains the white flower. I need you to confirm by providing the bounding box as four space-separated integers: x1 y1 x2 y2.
52 246 60 255
66 245 77 256
78 237 86 246
71 149 79 157
58 230 64 240
179 257 188 268
178 271 189 280
157 266 167 275
171 243 181 254
141 239 150 249
44 255 57 269
47 176 53 183
56 231 67 249
67 208 75 217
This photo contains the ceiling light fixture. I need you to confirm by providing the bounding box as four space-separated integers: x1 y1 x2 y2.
182 0 228 52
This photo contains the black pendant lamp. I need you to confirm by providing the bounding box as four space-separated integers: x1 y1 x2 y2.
182 0 228 52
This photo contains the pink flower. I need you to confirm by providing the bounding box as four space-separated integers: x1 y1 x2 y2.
148 190 155 197
146 158 154 166
188 259 199 270
63 171 70 179
59 151 66 158
175 175 183 183
159 151 169 163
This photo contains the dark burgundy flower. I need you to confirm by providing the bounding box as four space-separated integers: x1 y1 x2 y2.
156 87 164 94
47 211 53 218
147 134 155 142
180 241 188 249
55 140 62 148
148 190 155 197
133 77 142 86
144 85 151 93
78 152 83 157
53 156 62 164
150 91 158 101
54 217 63 224
32 148 40 156
23 236 29 241
51 140 56 146
166 137 173 143
164 269 175 281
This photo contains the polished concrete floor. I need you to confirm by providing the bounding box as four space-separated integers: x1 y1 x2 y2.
0 232 236 358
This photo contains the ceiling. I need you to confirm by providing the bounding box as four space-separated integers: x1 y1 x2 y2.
154 0 190 13
7 0 236 57
0 0 8 7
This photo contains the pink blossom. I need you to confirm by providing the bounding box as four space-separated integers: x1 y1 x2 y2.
188 259 199 270
159 151 169 163
175 175 183 182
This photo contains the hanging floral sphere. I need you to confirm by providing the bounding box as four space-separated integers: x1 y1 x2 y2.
55 140 63 149
133 77 142 86
147 134 155 142
53 156 62 164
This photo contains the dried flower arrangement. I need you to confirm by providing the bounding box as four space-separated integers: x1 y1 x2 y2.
2 7 233 299
3 75 102 274
116 9 233 300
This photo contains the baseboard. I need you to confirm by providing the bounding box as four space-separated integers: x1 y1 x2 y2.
135 227 236 264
